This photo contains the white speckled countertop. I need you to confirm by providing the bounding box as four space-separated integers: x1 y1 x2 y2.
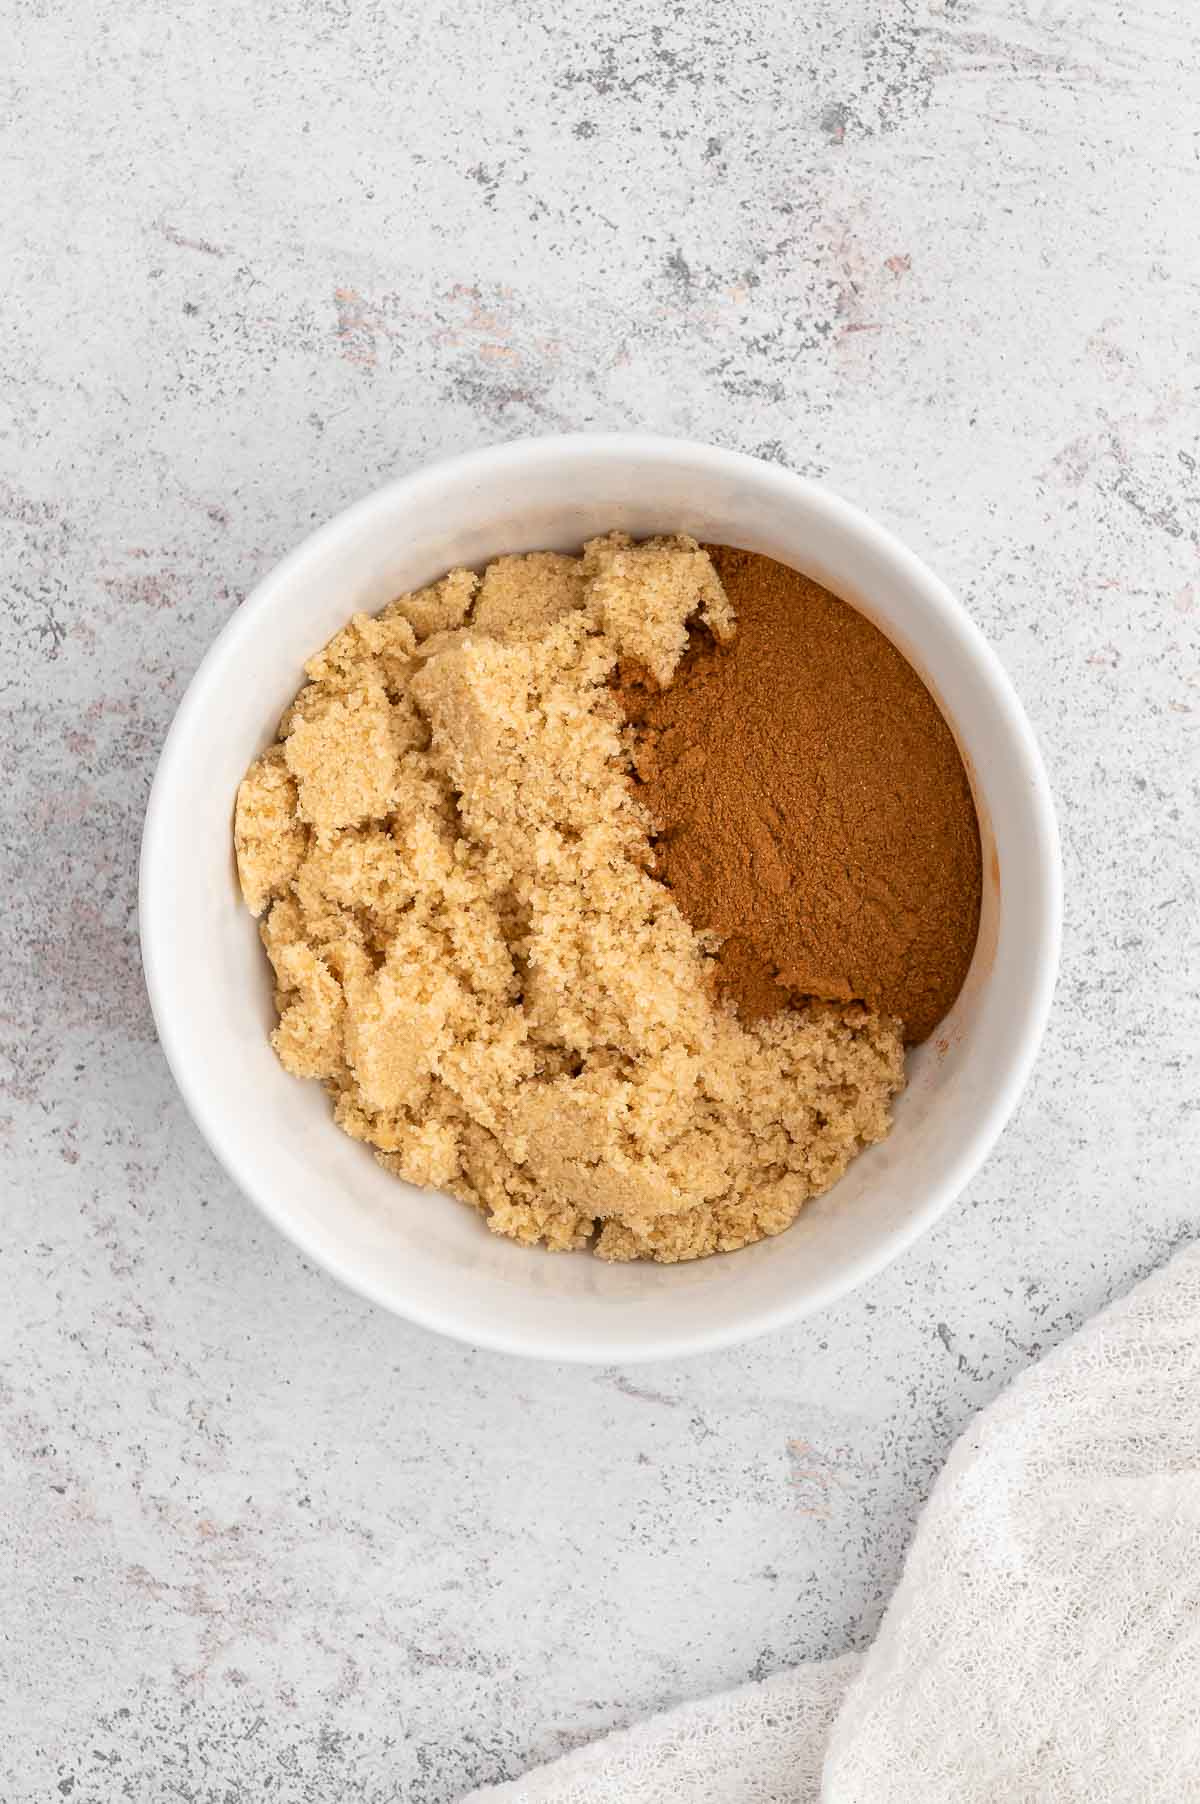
3 1 1198 1796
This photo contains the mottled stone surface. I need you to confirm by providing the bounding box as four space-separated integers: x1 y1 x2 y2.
2 0 1198 1797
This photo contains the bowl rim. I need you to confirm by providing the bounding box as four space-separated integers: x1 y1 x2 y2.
139 431 1062 1362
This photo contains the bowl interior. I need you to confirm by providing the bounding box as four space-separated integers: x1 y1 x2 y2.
141 437 1058 1361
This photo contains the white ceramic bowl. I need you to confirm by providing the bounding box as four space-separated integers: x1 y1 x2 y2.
140 434 1060 1363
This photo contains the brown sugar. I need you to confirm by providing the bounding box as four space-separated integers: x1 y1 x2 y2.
234 535 905 1264
616 546 981 1045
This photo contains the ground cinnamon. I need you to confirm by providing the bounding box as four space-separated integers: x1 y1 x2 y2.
615 546 982 1044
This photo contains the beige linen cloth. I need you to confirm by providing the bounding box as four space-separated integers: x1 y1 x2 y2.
465 1244 1200 1803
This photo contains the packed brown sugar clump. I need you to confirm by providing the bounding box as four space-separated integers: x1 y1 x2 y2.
617 547 982 1046
234 535 905 1263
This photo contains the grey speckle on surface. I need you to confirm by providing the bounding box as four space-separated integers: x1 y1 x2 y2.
2 0 1199 1798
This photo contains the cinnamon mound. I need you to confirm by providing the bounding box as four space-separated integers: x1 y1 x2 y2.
616 546 981 1045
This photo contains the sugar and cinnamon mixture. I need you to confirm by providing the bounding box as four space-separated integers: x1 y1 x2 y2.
235 535 905 1262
